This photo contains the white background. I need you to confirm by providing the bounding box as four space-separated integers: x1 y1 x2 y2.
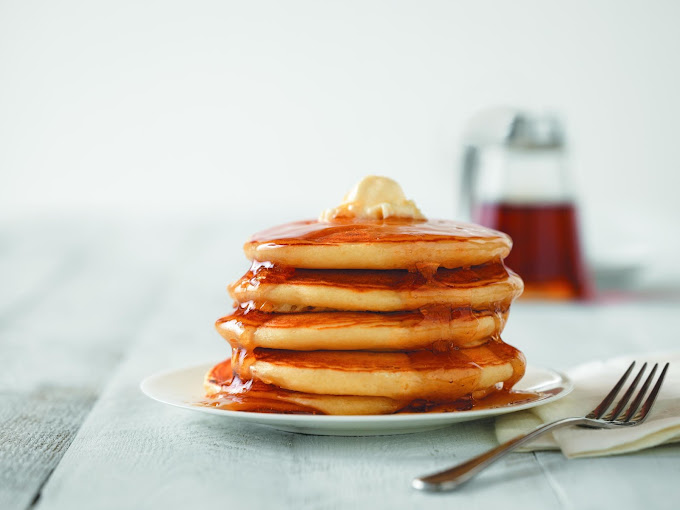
2 0 679 281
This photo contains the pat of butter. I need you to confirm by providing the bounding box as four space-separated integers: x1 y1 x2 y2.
320 176 425 222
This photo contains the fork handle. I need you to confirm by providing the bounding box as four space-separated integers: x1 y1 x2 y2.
413 416 590 491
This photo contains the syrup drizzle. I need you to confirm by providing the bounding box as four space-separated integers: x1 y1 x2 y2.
247 218 511 245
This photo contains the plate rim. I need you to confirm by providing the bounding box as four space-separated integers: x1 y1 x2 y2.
140 362 573 424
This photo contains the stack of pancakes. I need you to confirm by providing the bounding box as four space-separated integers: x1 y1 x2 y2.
205 218 526 415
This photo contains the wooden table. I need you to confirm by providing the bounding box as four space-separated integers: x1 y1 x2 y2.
2 217 679 510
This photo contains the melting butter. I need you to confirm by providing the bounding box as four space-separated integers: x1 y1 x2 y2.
320 176 425 222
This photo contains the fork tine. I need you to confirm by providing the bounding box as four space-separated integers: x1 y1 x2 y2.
630 363 670 424
604 362 647 421
587 361 635 419
622 363 659 422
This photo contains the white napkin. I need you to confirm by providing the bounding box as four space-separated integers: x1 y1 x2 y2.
495 352 680 458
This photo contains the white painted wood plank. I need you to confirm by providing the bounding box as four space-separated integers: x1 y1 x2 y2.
0 392 97 509
0 218 205 510
533 446 680 510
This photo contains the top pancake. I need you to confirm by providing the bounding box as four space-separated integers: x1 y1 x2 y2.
244 218 512 269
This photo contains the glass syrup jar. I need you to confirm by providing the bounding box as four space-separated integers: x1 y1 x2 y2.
459 109 591 300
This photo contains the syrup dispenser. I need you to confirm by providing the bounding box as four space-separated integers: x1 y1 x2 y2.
459 108 590 299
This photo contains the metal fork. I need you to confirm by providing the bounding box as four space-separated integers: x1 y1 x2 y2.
413 361 670 491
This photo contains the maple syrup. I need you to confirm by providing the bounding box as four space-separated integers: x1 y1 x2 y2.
475 202 590 299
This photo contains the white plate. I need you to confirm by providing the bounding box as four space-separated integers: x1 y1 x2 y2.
141 363 572 436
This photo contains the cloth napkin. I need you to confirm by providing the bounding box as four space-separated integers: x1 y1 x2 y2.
495 352 680 458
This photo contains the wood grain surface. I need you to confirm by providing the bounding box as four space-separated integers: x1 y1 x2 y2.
1 218 678 510
0 218 216 510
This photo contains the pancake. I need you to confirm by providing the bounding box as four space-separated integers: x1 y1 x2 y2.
245 219 511 270
229 263 523 313
216 308 508 351
232 340 526 401
204 360 407 415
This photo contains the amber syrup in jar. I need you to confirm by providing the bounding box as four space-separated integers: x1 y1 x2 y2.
475 201 590 299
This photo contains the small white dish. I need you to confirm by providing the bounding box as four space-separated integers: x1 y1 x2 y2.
141 363 572 436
